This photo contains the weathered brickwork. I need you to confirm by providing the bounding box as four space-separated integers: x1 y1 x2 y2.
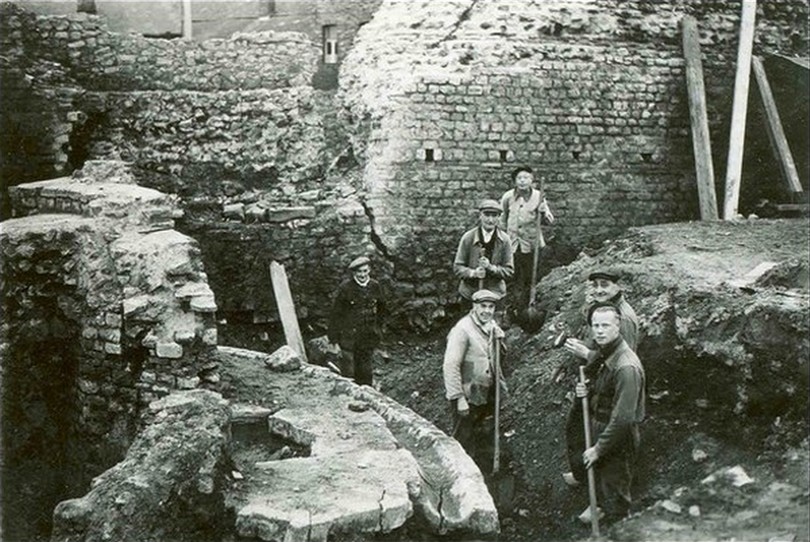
0 4 318 91
2 162 221 502
339 0 808 318
2 0 808 330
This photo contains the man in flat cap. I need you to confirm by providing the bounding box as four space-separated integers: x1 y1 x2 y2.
443 289 506 469
453 199 514 303
560 268 640 501
328 256 387 386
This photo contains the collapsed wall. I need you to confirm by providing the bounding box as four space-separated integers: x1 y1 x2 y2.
0 161 220 539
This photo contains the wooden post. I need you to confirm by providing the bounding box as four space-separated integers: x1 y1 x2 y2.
723 0 757 219
681 16 719 220
269 261 307 362
751 56 803 193
182 0 193 40
492 328 501 475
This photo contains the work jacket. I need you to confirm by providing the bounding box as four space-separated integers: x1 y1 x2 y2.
328 278 386 351
500 187 551 254
443 313 505 405
590 338 646 458
453 226 514 300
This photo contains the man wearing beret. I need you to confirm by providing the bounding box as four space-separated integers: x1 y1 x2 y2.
574 303 645 524
453 199 514 303
561 268 640 502
442 289 506 469
328 256 387 386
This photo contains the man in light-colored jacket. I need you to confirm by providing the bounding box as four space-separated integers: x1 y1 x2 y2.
443 289 506 469
500 166 554 311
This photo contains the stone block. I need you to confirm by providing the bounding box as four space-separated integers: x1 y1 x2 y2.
104 342 122 355
156 341 183 359
190 295 217 313
201 328 218 345
264 345 301 373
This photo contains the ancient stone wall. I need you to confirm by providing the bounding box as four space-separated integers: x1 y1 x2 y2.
1 162 222 533
339 0 809 318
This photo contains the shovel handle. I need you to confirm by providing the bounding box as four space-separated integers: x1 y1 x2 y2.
579 366 600 537
493 329 501 474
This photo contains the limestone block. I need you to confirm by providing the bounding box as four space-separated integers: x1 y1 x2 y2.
223 203 245 220
230 403 273 425
122 294 150 318
190 295 217 313
155 341 183 359
235 450 418 542
264 345 301 372
174 282 213 299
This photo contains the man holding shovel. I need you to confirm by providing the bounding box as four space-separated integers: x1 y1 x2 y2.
562 268 639 490
442 289 506 471
500 166 555 323
574 303 646 525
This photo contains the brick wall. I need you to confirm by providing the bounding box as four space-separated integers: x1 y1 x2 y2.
339 0 809 317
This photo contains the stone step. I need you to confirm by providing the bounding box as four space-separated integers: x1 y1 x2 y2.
234 449 419 542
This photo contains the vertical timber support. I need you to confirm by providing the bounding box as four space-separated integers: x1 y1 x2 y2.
182 0 193 40
270 261 308 362
681 16 719 220
723 0 757 219
751 56 804 194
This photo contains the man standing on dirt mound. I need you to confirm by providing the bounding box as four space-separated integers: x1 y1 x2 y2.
328 256 387 387
442 289 506 470
453 199 514 304
562 268 639 488
500 165 555 320
575 303 646 524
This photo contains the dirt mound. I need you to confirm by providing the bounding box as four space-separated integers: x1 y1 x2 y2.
378 218 810 541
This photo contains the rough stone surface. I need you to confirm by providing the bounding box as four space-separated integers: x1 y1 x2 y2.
51 390 231 542
218 345 499 538
235 450 419 542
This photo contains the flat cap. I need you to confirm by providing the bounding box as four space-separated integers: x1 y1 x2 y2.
348 256 370 270
588 268 620 282
478 199 502 213
472 289 502 303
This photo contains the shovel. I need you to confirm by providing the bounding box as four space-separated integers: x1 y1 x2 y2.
520 210 545 331
579 366 601 538
489 327 515 513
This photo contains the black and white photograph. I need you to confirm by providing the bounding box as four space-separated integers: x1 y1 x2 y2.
1 1 808 541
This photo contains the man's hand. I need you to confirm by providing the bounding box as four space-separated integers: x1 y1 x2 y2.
564 338 593 360
456 396 469 417
544 209 555 224
575 380 588 398
478 256 491 270
583 446 599 469
473 266 486 279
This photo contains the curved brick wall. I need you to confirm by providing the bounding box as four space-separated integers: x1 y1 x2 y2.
339 0 809 314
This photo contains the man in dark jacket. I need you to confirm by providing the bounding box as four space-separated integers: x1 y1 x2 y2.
575 303 645 524
328 256 386 386
453 199 514 303
562 268 639 487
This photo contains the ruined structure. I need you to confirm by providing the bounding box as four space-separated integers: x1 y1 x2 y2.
2 1 807 329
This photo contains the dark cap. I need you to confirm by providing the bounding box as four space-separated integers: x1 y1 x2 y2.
588 268 620 283
478 199 501 213
348 256 370 270
472 289 502 303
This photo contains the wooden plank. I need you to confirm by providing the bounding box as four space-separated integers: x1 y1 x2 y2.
723 0 758 220
752 56 804 193
681 16 719 220
270 261 307 362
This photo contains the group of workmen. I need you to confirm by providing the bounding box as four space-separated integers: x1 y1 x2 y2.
327 165 646 527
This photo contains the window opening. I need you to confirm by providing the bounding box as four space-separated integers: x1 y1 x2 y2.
323 25 338 64
425 149 435 162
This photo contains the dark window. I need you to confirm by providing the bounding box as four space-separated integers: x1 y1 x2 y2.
425 149 435 162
